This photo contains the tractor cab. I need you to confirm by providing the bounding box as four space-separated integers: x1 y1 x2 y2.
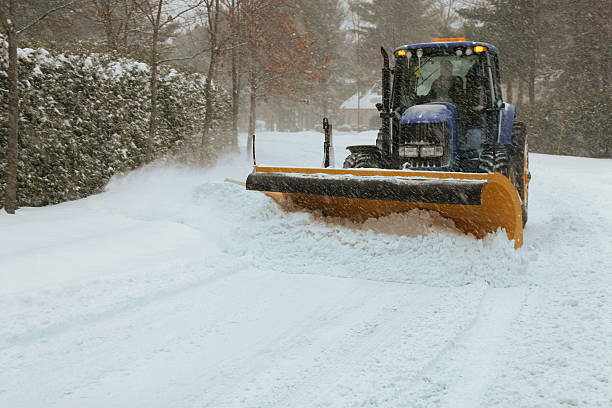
375 38 514 172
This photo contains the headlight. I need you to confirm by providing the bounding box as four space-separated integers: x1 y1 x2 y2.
400 146 419 157
420 145 444 157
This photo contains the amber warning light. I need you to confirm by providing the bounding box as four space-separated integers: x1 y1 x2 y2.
396 49 407 56
433 37 467 42
474 45 487 52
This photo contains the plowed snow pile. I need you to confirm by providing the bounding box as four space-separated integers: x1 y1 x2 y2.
1 131 611 408
90 163 525 288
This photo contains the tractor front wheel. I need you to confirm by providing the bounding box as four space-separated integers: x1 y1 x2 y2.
343 152 383 168
343 145 383 169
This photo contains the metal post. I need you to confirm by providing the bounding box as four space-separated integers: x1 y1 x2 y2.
322 117 334 168
557 119 566 155
252 134 256 166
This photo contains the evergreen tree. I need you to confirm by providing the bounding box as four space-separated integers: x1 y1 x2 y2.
354 0 435 69
458 0 611 157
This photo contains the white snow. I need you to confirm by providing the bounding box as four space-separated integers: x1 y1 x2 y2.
1 130 611 407
32 65 43 76
340 87 381 109
17 47 36 60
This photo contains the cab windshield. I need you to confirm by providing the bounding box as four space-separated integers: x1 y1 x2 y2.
393 52 484 112
416 55 479 98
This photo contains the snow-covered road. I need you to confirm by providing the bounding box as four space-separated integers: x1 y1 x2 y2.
1 131 611 407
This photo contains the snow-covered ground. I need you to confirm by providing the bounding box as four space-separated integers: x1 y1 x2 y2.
1 130 611 407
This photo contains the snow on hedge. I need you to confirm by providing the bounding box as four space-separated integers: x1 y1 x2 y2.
0 36 231 207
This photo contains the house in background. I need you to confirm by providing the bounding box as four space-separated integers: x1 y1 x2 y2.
339 87 381 130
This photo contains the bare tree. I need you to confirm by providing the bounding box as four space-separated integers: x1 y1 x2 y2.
199 0 222 162
429 0 460 35
0 0 75 214
133 0 204 162
242 0 327 156
222 0 240 152
91 0 139 49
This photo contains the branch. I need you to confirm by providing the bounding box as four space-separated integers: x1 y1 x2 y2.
160 0 205 28
17 0 77 35
134 0 155 25
158 40 247 64
158 47 209 63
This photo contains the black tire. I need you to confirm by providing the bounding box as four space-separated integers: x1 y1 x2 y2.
479 142 528 226
512 121 528 226
512 122 526 156
342 153 382 169
343 152 383 168
478 144 510 175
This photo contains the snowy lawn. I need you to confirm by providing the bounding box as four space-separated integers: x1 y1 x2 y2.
1 131 611 407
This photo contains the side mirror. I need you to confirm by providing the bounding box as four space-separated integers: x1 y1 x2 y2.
375 102 383 112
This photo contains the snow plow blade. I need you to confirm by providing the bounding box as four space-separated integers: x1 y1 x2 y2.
246 166 524 249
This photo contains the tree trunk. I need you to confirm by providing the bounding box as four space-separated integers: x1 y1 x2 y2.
201 0 220 163
230 0 240 152
4 2 18 214
200 61 216 163
356 79 360 128
121 0 133 49
246 12 256 159
147 28 158 163
517 75 524 109
247 70 256 159
528 66 535 104
528 0 537 105
323 95 328 118
102 4 116 50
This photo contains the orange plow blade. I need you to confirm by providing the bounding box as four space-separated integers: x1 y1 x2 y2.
246 166 523 248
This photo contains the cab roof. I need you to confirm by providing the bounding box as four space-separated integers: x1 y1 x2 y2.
393 41 499 55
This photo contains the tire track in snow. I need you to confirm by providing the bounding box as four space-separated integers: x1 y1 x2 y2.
330 286 524 407
334 287 525 407
474 155 612 406
0 261 242 351
437 288 525 407
201 284 486 408
277 296 420 408
200 284 391 407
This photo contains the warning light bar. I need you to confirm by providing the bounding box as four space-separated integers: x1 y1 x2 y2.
433 37 467 42
396 49 407 56
473 45 487 52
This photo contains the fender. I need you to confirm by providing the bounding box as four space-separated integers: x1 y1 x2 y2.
499 103 516 144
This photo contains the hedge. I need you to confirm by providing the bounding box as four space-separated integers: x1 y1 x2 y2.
0 37 231 207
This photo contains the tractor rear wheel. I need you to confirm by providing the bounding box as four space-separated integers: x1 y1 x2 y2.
478 144 510 175
512 121 528 226
478 142 528 226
